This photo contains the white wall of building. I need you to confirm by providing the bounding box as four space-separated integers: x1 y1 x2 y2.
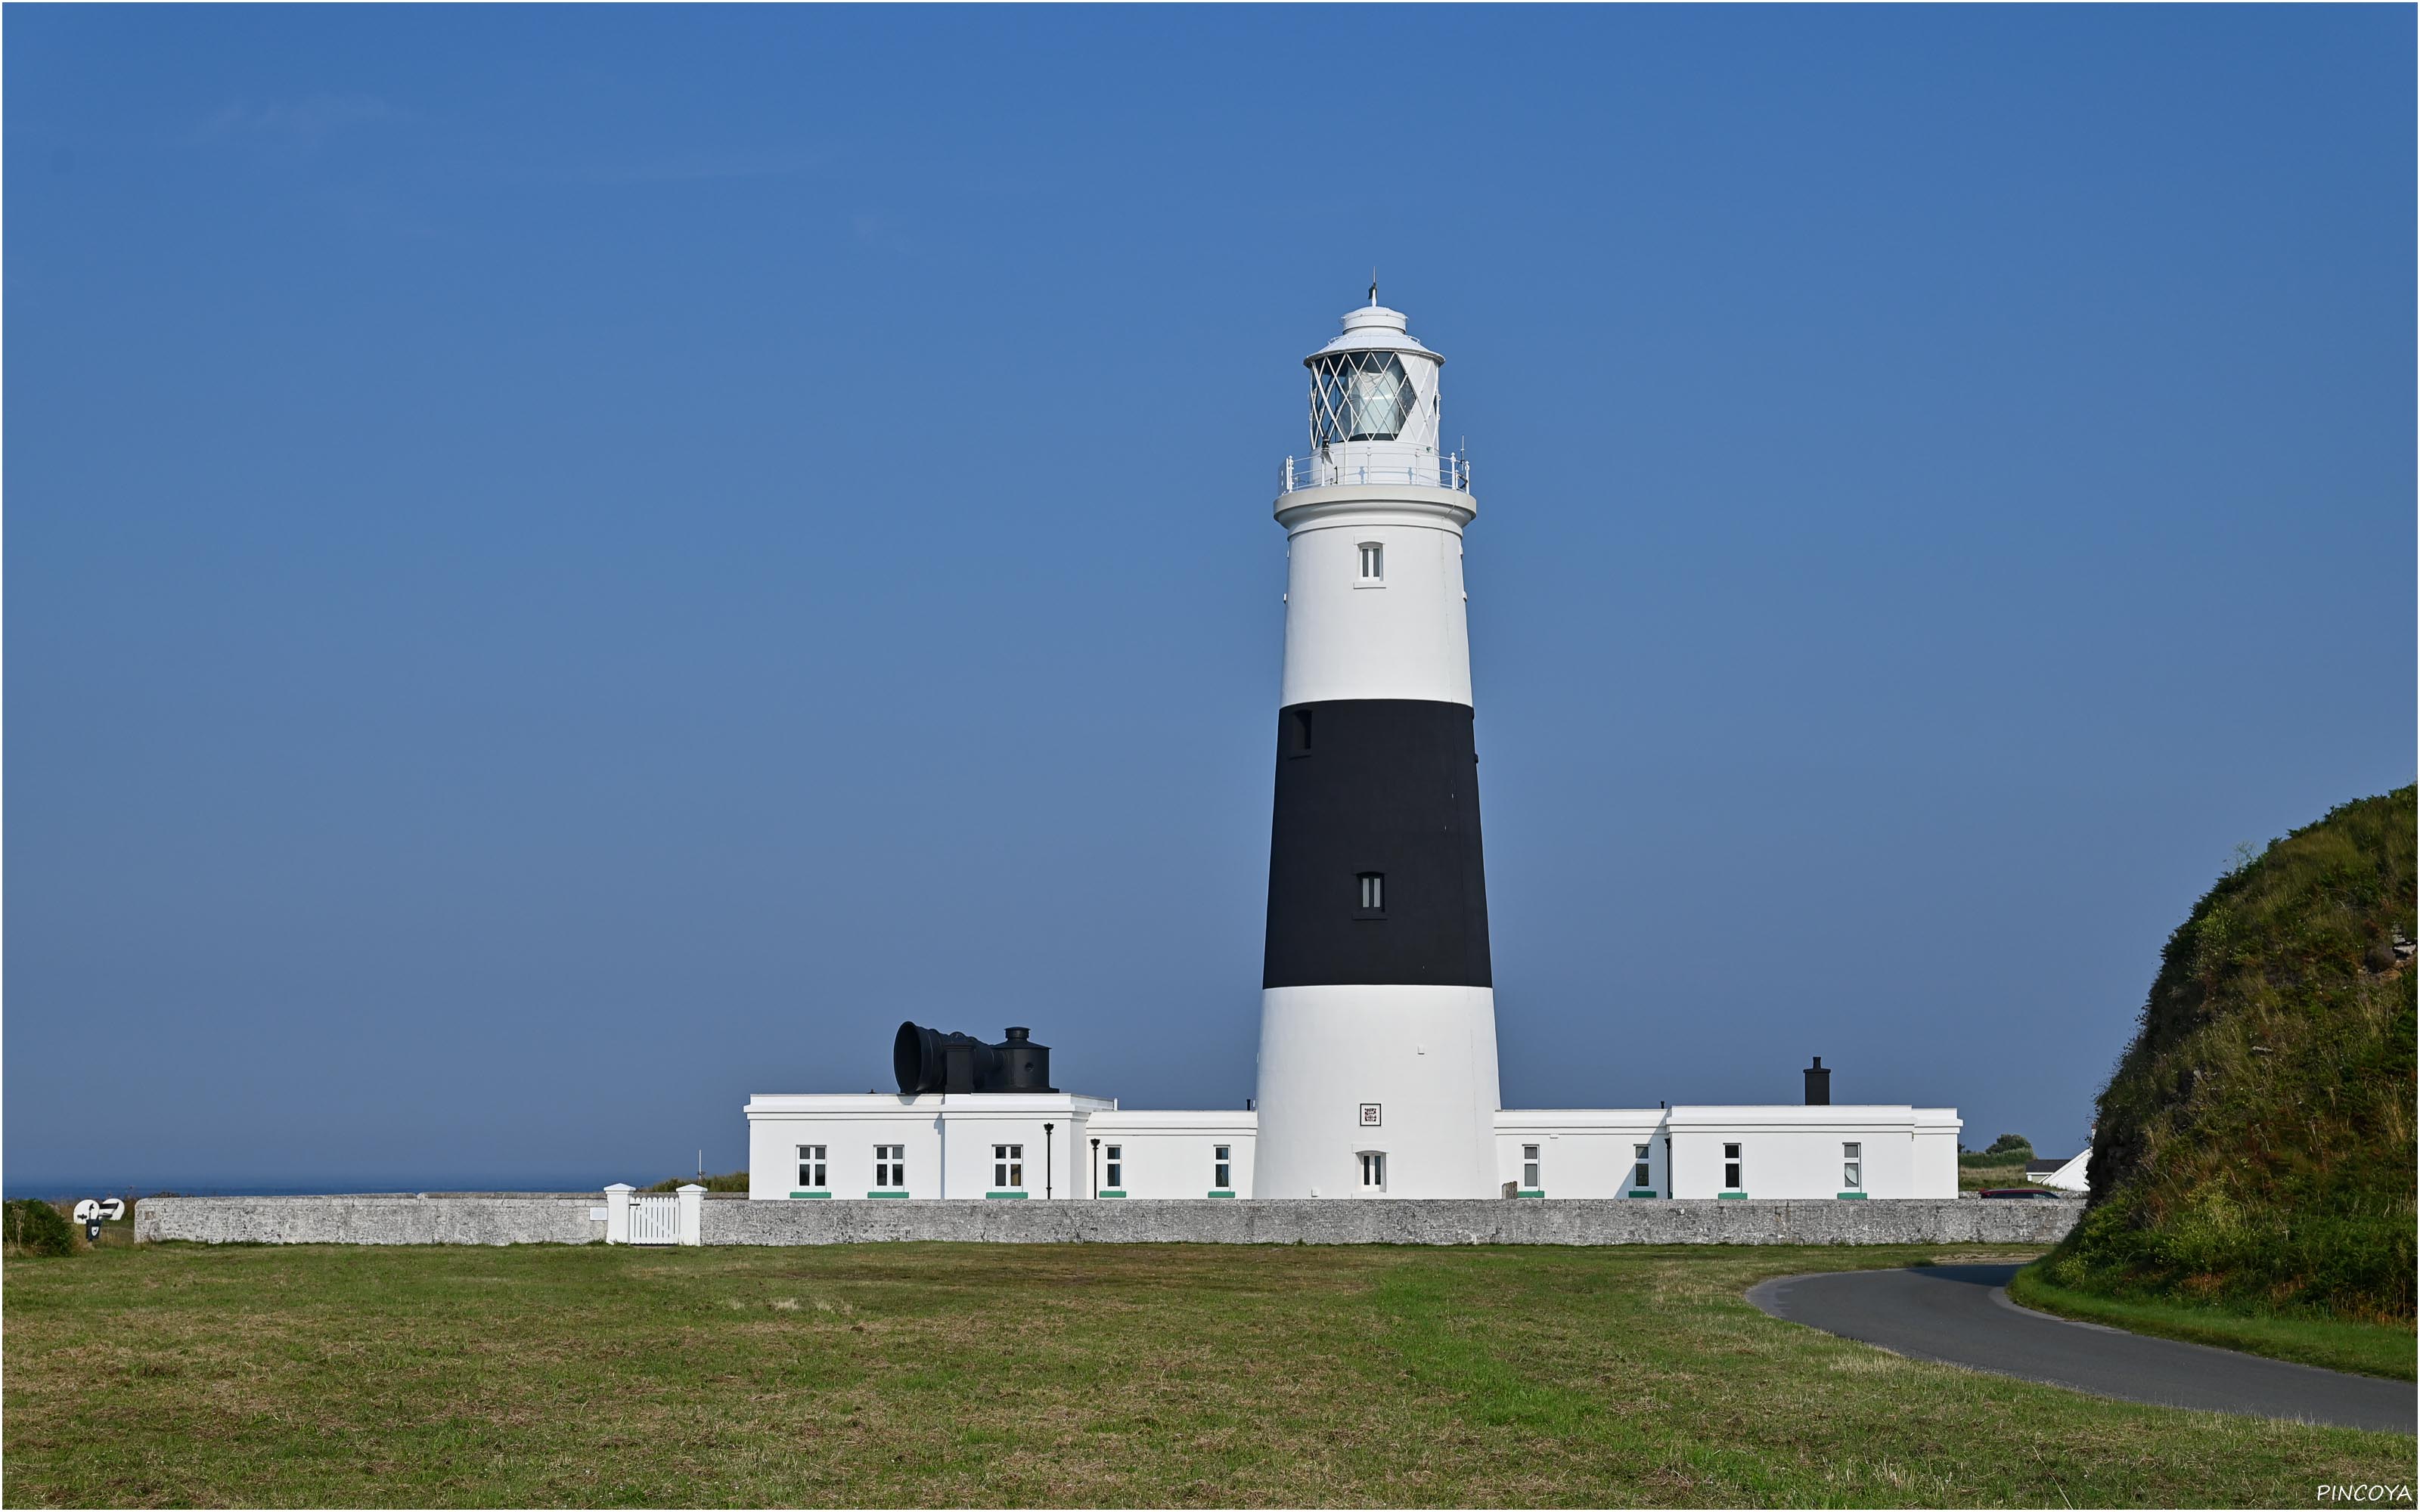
1083 1110 1256 1199
1495 1111 1665 1197
1494 1107 1961 1199
1660 1107 1935 1199
1254 983 1502 1198
1915 1110 1962 1196
745 1097 939 1200
745 1096 1959 1200
743 1094 1110 1201
2029 1146 2091 1192
934 1108 1092 1199
1277 499 1474 708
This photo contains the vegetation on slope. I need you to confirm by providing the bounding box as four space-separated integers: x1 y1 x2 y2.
2009 1266 2414 1380
2034 786 2417 1325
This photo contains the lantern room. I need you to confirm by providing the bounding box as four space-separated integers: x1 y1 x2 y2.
1286 301 1466 494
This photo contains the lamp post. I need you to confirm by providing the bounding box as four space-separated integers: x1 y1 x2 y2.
1044 1122 1054 1200
1090 1137 1100 1198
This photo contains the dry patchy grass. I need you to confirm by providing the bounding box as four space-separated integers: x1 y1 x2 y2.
3 1241 2407 1507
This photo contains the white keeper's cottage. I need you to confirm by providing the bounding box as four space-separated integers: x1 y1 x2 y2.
746 292 1962 1204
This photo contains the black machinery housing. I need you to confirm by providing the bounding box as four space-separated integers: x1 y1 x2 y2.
894 1022 1056 1095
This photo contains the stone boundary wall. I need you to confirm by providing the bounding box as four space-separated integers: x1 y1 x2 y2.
136 1195 602 1247
139 1195 2079 1247
704 1198 2080 1247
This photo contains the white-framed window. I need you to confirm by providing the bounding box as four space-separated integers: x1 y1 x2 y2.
994 1144 1024 1191
1103 1145 1123 1190
1723 1143 1744 1191
1632 1143 1653 1191
1359 1151 1387 1191
1212 1145 1233 1191
873 1145 906 1190
1357 541 1385 582
1842 1142 1863 1191
796 1144 827 1190
1358 872 1385 912
1522 1144 1540 1189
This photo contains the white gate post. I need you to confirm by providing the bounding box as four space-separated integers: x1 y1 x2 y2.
677 1183 706 1247
604 1183 634 1245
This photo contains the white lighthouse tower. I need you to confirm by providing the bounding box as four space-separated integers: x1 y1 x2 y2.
737 290 1968 1208
1253 293 1503 1198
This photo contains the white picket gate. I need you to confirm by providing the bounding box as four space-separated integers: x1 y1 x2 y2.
602 1183 704 1246
627 1194 681 1246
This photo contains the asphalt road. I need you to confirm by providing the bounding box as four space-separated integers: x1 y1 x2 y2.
1748 1264 2415 1434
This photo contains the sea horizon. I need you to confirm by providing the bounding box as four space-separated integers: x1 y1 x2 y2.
5 1174 654 1202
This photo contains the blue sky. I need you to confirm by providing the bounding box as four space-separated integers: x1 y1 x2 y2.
7 6 2411 1191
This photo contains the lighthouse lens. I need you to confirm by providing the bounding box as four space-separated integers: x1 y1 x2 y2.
1310 352 1413 445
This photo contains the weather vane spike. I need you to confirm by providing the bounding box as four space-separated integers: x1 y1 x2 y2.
1369 268 1379 306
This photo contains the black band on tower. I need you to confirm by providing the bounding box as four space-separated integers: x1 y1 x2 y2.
1262 699 1492 989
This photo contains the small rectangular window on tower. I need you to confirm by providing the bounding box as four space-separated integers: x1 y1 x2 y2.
1357 872 1385 915
1841 1142 1863 1191
1359 1151 1387 1191
1286 706 1314 757
1522 1144 1540 1190
1212 1145 1233 1191
1632 1144 1653 1191
1357 541 1384 581
1723 1142 1744 1192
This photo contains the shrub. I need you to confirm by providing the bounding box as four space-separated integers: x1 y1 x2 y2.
3 1199 78 1257
2040 785 2416 1322
644 1170 749 1194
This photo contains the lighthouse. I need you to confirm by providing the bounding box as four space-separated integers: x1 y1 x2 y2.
1253 294 1502 1198
738 291 1967 1210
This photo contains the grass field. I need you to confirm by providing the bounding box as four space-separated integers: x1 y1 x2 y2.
1954 1155 2037 1191
5 1242 2409 1508
2009 1266 2417 1381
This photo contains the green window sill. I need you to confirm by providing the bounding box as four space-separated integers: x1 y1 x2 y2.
1836 1191 1868 1200
1205 1190 1237 1199
788 1191 831 1200
1625 1189 1658 1198
1718 1191 1749 1200
867 1191 910 1199
1097 1190 1128 1199
985 1191 1028 1200
1515 1189 1545 1198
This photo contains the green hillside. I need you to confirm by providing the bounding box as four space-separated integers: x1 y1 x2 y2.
2035 786 2416 1324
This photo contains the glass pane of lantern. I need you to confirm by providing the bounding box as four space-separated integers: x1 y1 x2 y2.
1310 352 1413 444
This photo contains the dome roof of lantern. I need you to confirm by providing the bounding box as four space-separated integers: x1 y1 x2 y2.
1305 303 1442 366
